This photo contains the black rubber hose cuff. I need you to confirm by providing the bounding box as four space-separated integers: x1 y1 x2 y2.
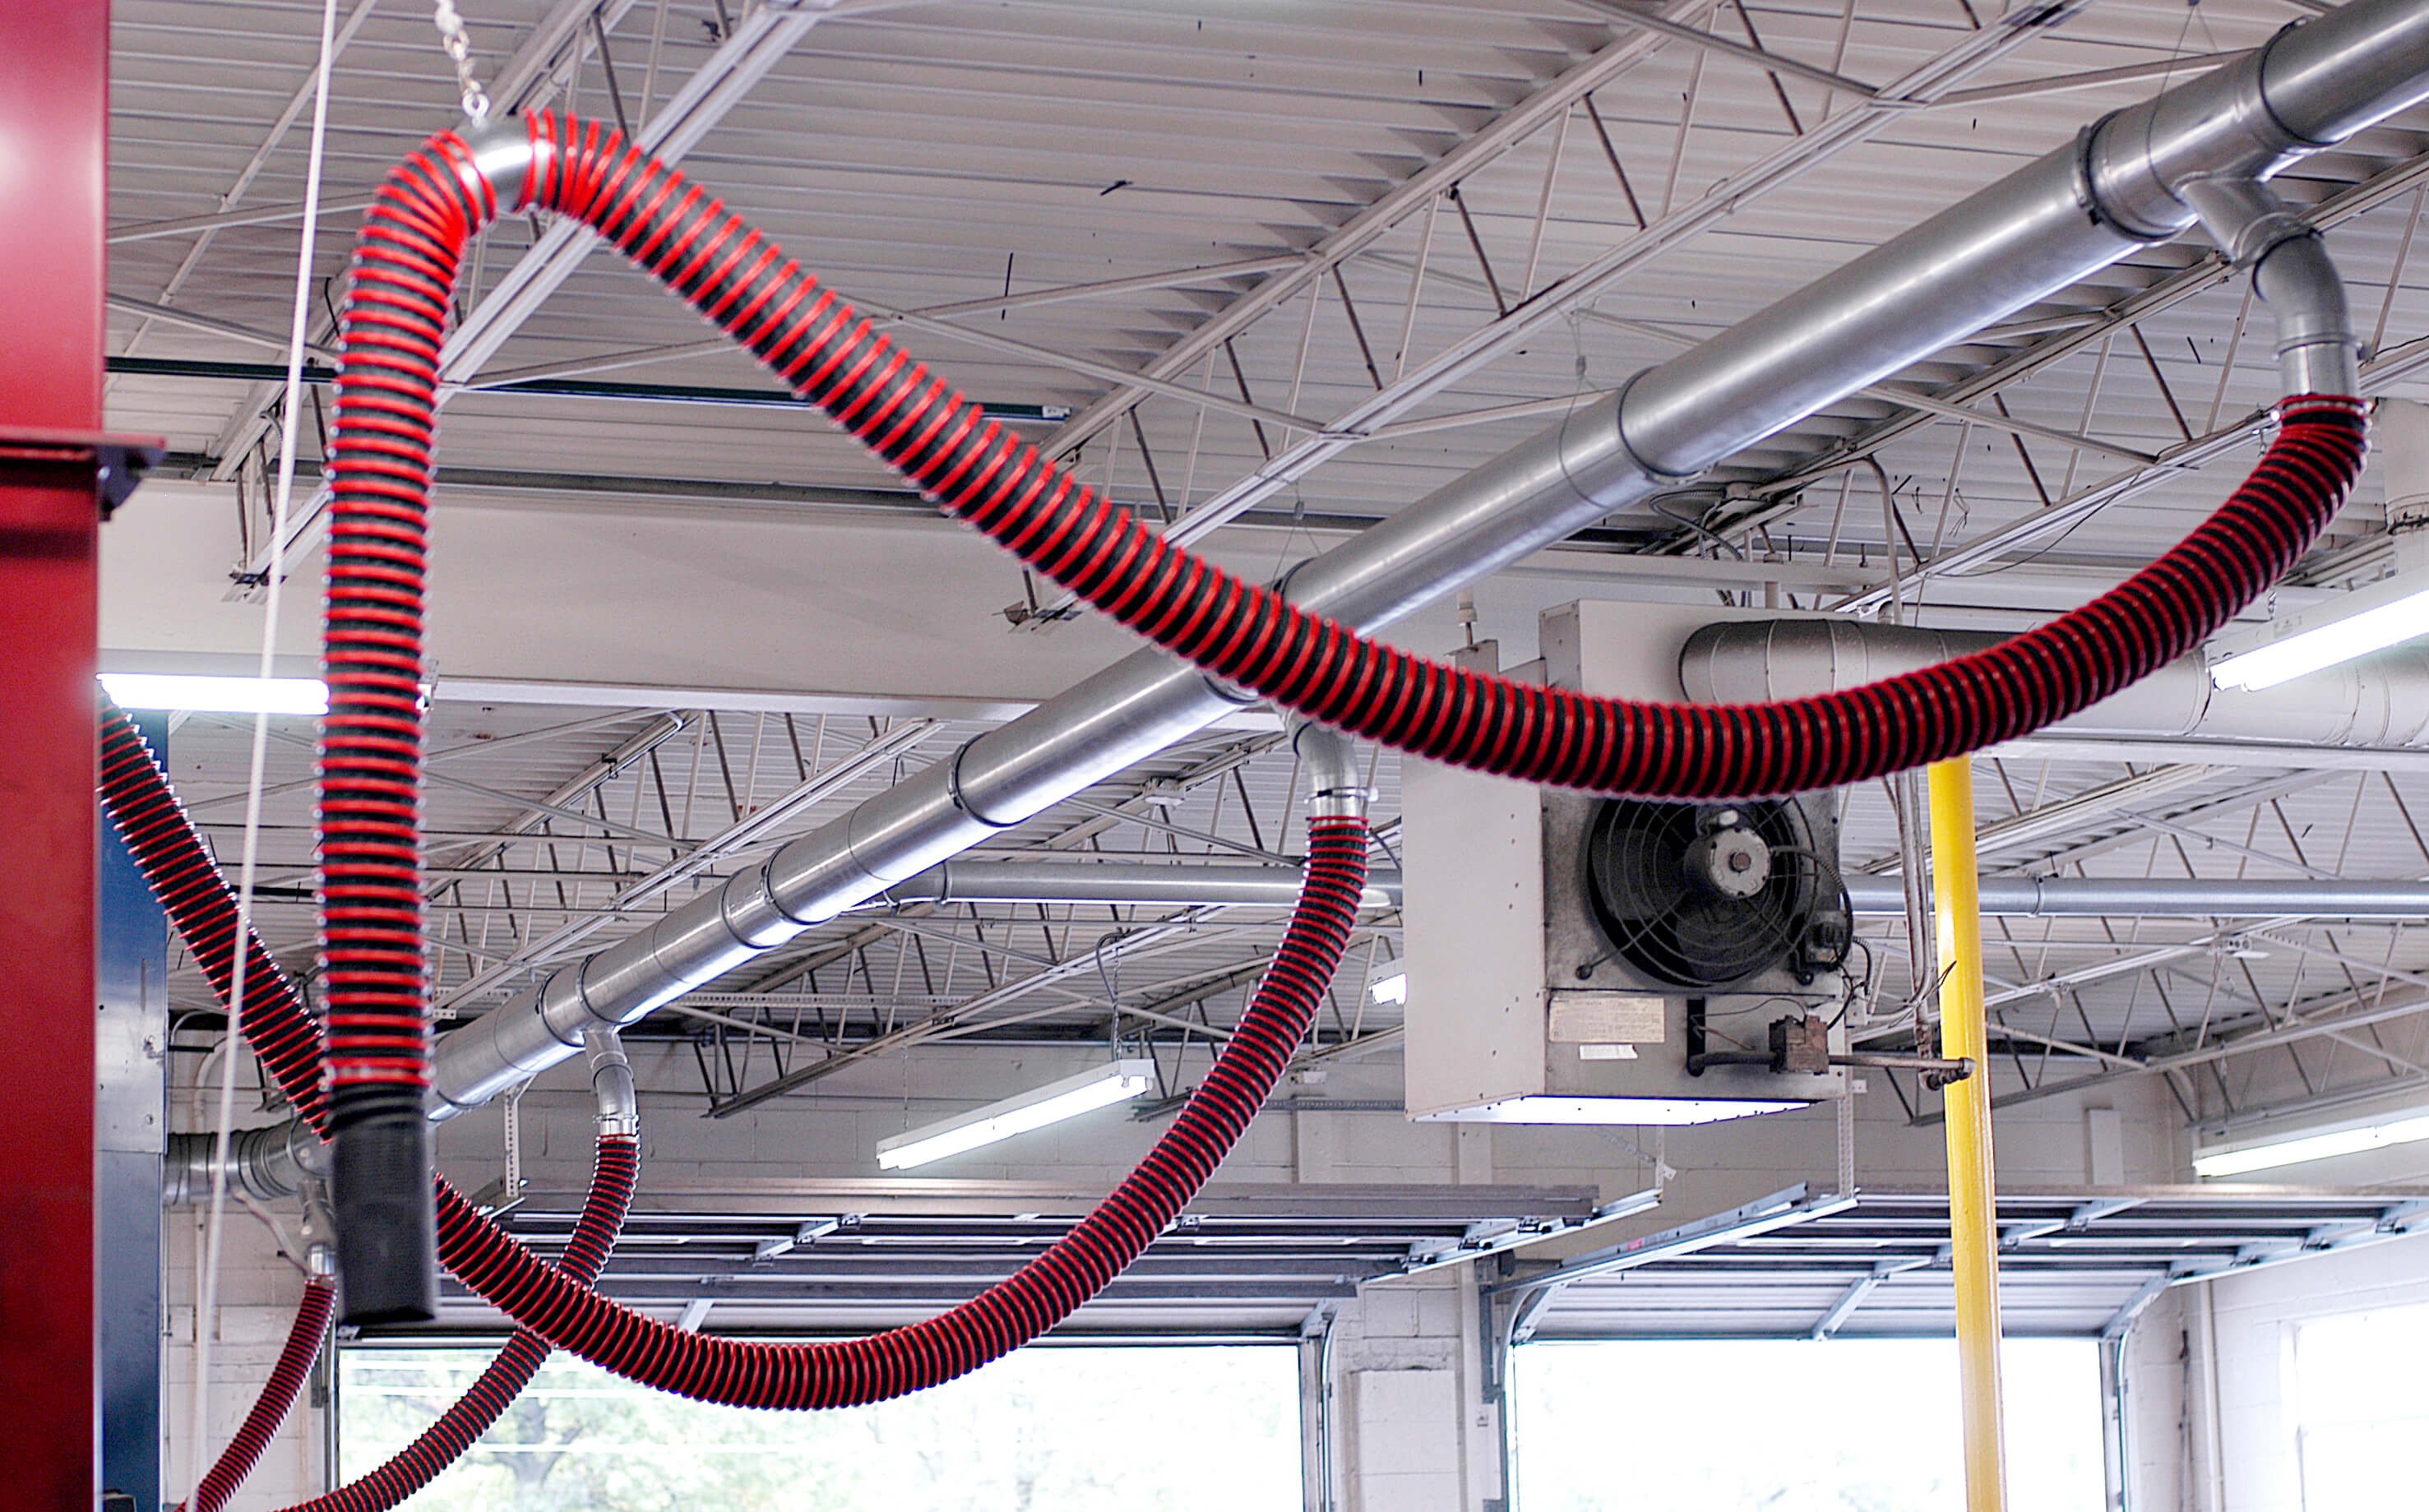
329 1087 437 1325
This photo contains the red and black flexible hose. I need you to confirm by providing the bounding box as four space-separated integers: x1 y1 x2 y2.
105 682 1372 1413
280 1135 639 1512
432 816 1369 1408
178 1137 637 1512
141 102 2361 1410
470 113 2363 798
182 1277 336 1512
101 705 643 1509
315 113 2365 1298
101 702 329 1135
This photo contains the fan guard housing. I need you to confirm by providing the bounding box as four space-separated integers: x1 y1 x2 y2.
1583 797 1840 992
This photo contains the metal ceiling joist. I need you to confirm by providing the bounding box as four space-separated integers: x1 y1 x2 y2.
1028 0 1730 458
437 0 847 385
224 0 837 589
1072 0 2084 573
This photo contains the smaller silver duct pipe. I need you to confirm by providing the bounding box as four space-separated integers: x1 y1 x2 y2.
167 1029 636 1208
895 854 2426 918
884 859 1403 910
1681 620 2429 751
1844 875 2429 918
585 1026 639 1138
2176 174 2362 395
426 0 2429 1117
162 1118 329 1208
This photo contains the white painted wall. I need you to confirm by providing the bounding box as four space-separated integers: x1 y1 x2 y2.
1321 1269 1504 1512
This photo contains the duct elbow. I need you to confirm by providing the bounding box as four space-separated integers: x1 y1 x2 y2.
2251 232 2362 395
585 1028 641 1138
1291 718 1370 821
452 114 540 214
2177 176 2362 396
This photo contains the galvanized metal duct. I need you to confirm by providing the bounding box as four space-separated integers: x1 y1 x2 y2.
1680 620 2429 750
427 0 2429 1117
886 860 1404 911
892 862 2419 920
1844 876 2429 918
168 1029 637 1207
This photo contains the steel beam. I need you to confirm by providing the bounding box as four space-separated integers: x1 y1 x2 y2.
0 0 109 1501
1032 0 1731 458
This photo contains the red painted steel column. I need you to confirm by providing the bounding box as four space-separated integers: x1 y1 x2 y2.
0 1 111 1506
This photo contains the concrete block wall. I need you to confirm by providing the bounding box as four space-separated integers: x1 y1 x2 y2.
2200 1228 2429 1511
1321 1271 1501 1512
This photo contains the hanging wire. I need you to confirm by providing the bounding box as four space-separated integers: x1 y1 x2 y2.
188 0 343 1493
431 0 493 122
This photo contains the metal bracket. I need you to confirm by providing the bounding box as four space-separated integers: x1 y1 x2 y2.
0 427 165 519
752 1215 844 1263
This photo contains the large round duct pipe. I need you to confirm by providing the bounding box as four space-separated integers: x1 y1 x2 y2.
423 0 2429 1118
1680 619 2429 751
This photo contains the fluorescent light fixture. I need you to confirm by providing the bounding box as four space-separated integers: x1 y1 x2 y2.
1415 1094 1807 1126
876 1058 1156 1170
99 673 328 715
2194 1110 2429 1177
1370 972 1408 1006
2209 569 2429 691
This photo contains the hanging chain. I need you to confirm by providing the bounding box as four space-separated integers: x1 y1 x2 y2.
430 0 493 123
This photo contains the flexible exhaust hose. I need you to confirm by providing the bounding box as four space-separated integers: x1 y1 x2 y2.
100 704 643 1504
319 118 2366 1237
100 703 331 1135
280 1135 640 1512
433 814 1369 1408
182 1277 336 1512
102 692 1372 1410
178 1140 637 1512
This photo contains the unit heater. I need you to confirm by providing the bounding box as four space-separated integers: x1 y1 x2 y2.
1402 600 1854 1124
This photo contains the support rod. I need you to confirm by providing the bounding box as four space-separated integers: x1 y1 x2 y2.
1930 756 2007 1512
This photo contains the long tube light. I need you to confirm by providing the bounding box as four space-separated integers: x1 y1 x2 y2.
2193 1108 2429 1177
874 1059 1157 1170
99 673 329 714
2209 568 2429 691
1417 1095 1808 1126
